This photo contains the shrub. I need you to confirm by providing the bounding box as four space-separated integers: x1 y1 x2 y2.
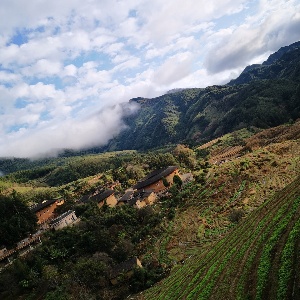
229 209 245 223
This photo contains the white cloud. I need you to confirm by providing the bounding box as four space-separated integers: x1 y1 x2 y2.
205 0 300 73
0 0 298 157
21 59 62 78
0 71 20 83
152 52 194 86
0 103 139 158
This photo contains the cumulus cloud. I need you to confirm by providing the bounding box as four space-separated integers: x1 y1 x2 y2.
0 0 298 157
205 0 300 73
152 52 194 86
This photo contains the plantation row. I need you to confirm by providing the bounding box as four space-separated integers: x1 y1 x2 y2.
143 176 300 299
246 120 300 149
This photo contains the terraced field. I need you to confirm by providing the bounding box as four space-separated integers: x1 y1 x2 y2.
141 176 300 299
246 120 300 149
209 145 244 164
145 125 300 277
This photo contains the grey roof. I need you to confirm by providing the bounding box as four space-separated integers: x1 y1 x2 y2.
133 166 178 190
128 191 154 206
118 190 135 203
30 199 56 213
80 194 90 203
49 210 75 226
89 189 115 204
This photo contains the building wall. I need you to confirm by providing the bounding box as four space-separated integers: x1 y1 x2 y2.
51 211 77 230
97 194 118 208
144 192 157 205
0 247 7 257
106 194 118 207
35 202 59 224
142 169 179 193
135 199 147 209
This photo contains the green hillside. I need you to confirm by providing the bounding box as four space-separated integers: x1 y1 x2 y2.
0 121 300 300
142 176 300 300
0 42 300 300
107 42 300 151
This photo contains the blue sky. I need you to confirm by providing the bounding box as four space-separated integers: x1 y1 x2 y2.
0 0 299 157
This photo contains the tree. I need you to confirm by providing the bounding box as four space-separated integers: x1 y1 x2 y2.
0 191 37 247
173 144 197 168
162 177 170 188
173 174 183 188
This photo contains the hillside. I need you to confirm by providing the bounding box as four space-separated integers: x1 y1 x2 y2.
228 41 300 85
138 120 300 265
0 42 299 300
106 41 300 151
0 120 299 299
138 122 300 299
141 176 300 300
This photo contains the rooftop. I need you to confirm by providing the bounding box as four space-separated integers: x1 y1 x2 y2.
49 210 76 226
30 199 56 213
118 190 135 203
110 257 141 279
133 166 178 190
89 189 115 204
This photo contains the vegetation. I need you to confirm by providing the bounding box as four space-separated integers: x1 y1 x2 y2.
143 178 300 299
1 42 300 300
105 43 300 151
0 192 37 247
0 204 165 299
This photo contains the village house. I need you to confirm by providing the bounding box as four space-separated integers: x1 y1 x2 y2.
128 191 157 209
109 257 143 285
117 190 157 209
89 189 118 208
133 166 179 193
30 198 64 225
49 210 78 230
117 190 135 206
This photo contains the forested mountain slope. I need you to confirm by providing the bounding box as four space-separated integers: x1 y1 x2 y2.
107 41 300 151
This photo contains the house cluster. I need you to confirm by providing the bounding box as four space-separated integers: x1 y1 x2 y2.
31 198 64 225
1 166 193 272
80 165 193 210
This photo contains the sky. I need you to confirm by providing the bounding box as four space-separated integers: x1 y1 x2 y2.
0 0 299 158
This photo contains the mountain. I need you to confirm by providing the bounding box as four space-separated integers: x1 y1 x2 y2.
106 42 300 151
228 41 300 85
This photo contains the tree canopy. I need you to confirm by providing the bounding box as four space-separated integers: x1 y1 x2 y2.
0 192 37 247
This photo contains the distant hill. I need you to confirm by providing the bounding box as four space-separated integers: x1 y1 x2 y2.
106 41 300 151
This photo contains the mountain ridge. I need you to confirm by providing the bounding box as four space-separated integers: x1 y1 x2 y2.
105 41 300 152
228 40 300 85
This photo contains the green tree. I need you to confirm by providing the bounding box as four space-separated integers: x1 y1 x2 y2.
173 144 197 168
173 174 183 188
0 191 37 247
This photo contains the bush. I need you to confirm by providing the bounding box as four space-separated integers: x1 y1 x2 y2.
229 209 245 223
173 174 183 188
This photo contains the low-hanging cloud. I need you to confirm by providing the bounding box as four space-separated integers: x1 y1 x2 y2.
0 102 139 158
